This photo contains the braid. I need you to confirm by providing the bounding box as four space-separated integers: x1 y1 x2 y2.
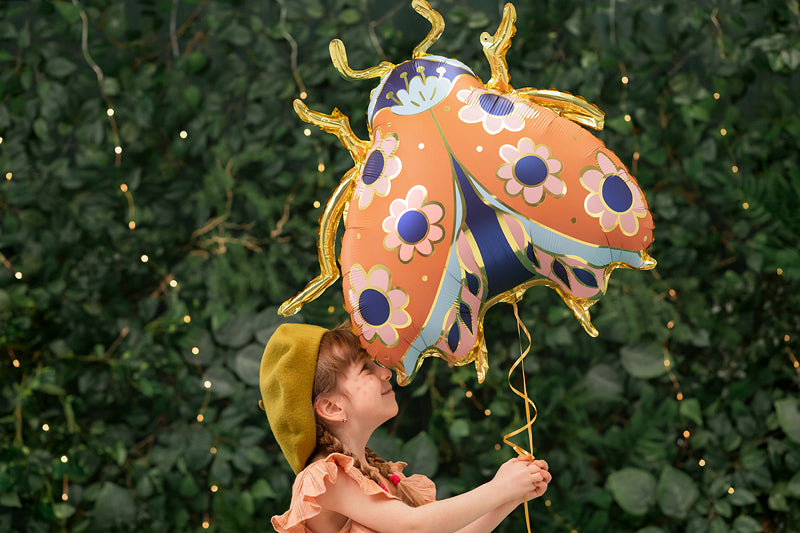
312 424 427 507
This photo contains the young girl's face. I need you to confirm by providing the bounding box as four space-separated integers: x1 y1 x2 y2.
337 356 398 429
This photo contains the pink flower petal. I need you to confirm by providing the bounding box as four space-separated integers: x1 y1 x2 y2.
416 240 433 255
380 135 397 154
406 186 426 208
375 324 398 345
382 216 396 234
483 115 504 135
361 325 377 342
387 288 408 308
532 145 550 159
500 144 518 162
523 186 545 205
368 268 390 290
506 180 523 195
399 244 414 263
596 152 617 176
600 210 619 231
544 176 565 196
349 266 368 290
456 89 473 103
517 138 535 154
459 106 486 123
383 157 402 179
421 203 443 223
427 224 444 242
584 193 605 216
619 213 639 235
372 177 390 197
581 169 604 191
497 164 514 180
384 233 402 249
502 115 525 132
546 157 562 174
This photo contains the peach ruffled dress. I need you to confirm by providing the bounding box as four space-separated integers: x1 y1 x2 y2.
272 452 436 533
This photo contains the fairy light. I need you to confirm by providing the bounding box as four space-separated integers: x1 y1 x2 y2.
42 424 50 431
192 347 200 355
61 455 68 463
742 202 749 210
5 172 12 180
698 459 706 467
713 92 720 99
669 289 676 298
465 391 473 398
106 108 114 117
624 114 631 122
203 380 212 389
62 491 68 501
210 485 218 493
785 335 791 342
14 272 22 279
664 359 671 368
720 128 727 136
120 183 128 192
494 443 501 450
169 279 178 288
545 500 552 507
140 254 149 263
197 414 204 422
676 392 684 401
303 128 311 136
484 409 491 416
732 165 739 173
202 520 210 529
727 487 735 494
183 315 191 323
114 146 122 155
621 76 629 85
0 136 3 143
777 268 783 276
683 430 690 438
667 321 675 329
179 130 188 139
299 91 307 99
317 163 325 172
313 200 321 208
128 221 136 229
327 305 335 313
632 152 640 160
210 447 217 454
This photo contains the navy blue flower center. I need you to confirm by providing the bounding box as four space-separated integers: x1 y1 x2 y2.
397 210 428 244
359 288 391 326
602 174 633 212
362 151 385 186
478 93 514 116
514 155 548 186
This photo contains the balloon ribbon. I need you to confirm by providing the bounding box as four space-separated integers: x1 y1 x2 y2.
503 300 538 533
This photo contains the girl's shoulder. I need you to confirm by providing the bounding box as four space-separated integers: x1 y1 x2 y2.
271 453 436 533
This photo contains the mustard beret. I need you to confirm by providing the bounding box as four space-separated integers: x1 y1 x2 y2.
259 323 328 474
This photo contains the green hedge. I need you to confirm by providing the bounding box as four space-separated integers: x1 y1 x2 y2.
1 0 799 531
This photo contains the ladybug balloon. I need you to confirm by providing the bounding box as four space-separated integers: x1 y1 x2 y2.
279 0 656 385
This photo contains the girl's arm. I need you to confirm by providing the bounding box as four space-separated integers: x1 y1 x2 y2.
315 457 548 533
452 460 551 533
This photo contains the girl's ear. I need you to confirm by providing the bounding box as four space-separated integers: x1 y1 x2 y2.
314 395 346 424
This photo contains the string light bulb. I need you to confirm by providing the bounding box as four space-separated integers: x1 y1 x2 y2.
720 128 727 136
0 136 3 143
300 91 307 99
192 347 200 355
179 130 188 139
114 146 122 154
169 279 178 288
303 128 311 136
42 424 50 431
183 315 191 323
211 485 218 493
61 455 68 463
120 183 128 192
624 114 631 122
203 380 212 389
107 108 114 117
698 459 706 467
313 200 321 208
210 447 217 454
140 254 149 263
128 221 136 229
62 492 69 501
621 76 629 84
14 271 22 279
727 487 735 494
713 92 720 99
197 414 204 422
5 172 12 180
317 163 325 172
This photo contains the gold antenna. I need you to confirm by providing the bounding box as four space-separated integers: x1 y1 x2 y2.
411 0 445 58
329 39 393 81
481 3 516 93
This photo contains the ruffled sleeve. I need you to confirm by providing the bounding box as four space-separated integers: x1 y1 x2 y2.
271 453 437 533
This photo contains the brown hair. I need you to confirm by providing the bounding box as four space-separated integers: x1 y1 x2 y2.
309 326 427 507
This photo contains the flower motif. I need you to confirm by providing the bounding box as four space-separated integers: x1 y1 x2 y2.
457 88 538 135
347 264 411 347
354 128 402 209
382 185 445 263
581 152 647 235
497 138 565 205
390 68 453 116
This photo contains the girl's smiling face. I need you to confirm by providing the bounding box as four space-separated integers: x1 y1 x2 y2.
337 357 398 428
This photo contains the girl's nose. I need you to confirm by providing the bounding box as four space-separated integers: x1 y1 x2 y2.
379 364 391 380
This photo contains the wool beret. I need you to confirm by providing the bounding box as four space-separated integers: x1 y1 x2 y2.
259 323 328 474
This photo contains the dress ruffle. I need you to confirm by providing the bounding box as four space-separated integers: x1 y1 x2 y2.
271 452 436 533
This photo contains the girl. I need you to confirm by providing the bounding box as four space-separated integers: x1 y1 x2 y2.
260 323 551 533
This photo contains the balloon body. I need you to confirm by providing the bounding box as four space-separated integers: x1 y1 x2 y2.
280 2 655 385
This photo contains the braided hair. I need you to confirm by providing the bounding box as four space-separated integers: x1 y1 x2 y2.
309 327 428 507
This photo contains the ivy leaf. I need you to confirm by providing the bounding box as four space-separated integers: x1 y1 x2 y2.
774 398 800 443
620 344 667 379
606 468 656 516
657 465 699 519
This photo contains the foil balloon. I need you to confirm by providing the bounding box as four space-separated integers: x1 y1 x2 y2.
279 0 656 385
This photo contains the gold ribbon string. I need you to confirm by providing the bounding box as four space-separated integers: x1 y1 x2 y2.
502 300 538 533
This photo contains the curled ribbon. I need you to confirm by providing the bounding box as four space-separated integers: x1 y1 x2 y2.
503 300 538 533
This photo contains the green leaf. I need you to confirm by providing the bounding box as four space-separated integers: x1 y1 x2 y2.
606 468 656 516
338 8 361 24
401 432 438 478
251 478 276 499
727 487 757 506
214 314 255 347
731 515 762 533
657 465 699 519
775 398 800 443
448 419 470 440
786 471 800 497
45 57 77 78
52 503 76 519
620 344 667 379
179 474 199 497
93 482 135 528
53 1 81 24
0 492 21 508
680 398 703 425
234 344 263 386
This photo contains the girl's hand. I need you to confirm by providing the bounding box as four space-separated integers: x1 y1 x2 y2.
491 456 550 502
